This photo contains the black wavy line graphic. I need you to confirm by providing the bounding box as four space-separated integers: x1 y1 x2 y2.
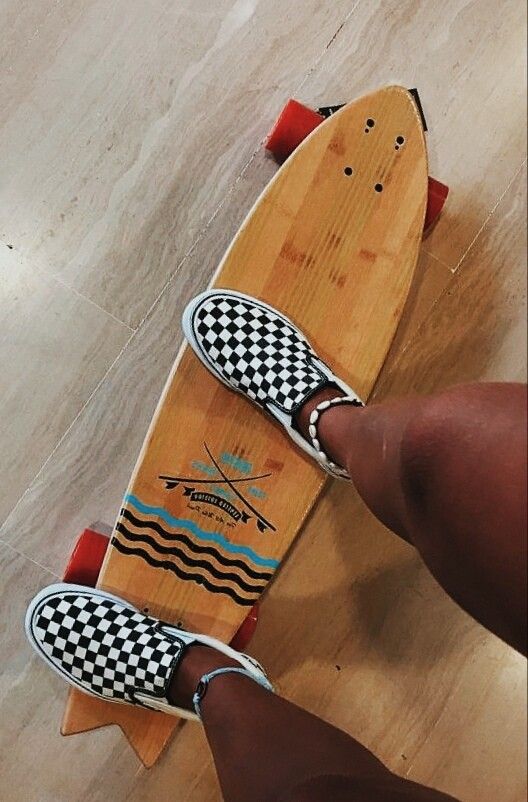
116 522 266 595
120 507 273 582
110 538 257 607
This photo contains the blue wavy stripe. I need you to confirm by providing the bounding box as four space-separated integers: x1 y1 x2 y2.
124 494 280 569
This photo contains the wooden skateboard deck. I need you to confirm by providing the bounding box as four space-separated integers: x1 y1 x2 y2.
62 85 428 766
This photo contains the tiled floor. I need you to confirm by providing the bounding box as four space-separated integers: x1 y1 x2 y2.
0 2 526 801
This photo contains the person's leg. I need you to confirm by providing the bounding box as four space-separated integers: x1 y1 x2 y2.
296 381 527 654
182 292 526 652
30 286 527 802
39 389 527 802
167 396 527 802
177 293 526 800
27 583 458 802
169 645 458 802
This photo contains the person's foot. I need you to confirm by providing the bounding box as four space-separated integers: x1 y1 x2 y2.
25 583 271 718
182 289 363 479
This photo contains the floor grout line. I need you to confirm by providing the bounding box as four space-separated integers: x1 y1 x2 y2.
402 634 507 781
383 157 527 370
0 537 59 579
38 266 136 331
27 250 134 331
402 685 461 779
1 239 135 331
420 248 452 271
0 328 135 537
450 157 527 275
295 0 362 94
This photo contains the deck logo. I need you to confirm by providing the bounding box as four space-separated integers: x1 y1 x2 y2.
159 442 275 534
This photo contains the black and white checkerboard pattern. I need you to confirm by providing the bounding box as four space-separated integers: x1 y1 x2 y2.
194 296 326 412
33 592 180 701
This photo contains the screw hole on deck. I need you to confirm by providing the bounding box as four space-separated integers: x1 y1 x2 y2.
374 183 383 192
344 166 353 176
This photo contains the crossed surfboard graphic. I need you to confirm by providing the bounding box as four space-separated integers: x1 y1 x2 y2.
110 443 278 608
159 442 276 534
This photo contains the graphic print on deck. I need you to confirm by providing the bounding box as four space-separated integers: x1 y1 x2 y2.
159 443 276 534
110 443 279 606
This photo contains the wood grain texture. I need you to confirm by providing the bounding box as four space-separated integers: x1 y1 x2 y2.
62 85 429 765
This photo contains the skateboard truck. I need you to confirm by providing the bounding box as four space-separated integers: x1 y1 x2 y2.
319 89 426 129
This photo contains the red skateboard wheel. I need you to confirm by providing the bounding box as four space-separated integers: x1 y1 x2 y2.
229 603 260 651
425 176 449 231
265 99 324 163
63 528 110 586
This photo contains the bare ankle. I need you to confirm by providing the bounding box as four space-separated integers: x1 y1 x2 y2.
167 645 239 710
294 386 366 473
294 386 345 441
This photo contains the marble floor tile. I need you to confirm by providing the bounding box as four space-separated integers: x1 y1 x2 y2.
404 640 527 802
376 161 527 396
0 243 130 525
0 0 360 327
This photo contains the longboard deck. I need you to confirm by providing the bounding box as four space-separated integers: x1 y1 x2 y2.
62 86 428 765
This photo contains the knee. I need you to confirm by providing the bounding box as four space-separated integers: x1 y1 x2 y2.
398 381 502 511
399 393 461 512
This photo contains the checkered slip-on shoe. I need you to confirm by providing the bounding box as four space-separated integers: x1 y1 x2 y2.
182 289 363 479
25 583 270 719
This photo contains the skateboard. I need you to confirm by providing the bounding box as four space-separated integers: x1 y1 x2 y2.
60 86 448 766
